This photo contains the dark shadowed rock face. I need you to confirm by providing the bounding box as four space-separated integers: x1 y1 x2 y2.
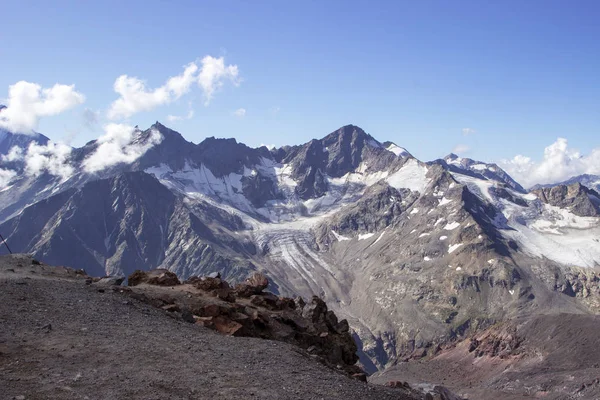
279 125 401 200
532 183 600 217
0 171 253 280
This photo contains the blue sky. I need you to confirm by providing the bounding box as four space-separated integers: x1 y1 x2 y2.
1 0 599 169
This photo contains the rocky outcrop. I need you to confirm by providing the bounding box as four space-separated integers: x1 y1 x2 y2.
128 269 181 286
124 269 362 378
467 323 522 359
532 183 600 216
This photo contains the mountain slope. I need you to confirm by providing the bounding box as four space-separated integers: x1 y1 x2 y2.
0 172 253 278
1 122 600 378
0 254 420 400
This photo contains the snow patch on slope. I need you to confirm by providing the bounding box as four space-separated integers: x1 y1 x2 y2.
386 159 430 193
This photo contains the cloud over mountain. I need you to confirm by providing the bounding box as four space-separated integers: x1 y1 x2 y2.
82 124 163 173
500 138 600 188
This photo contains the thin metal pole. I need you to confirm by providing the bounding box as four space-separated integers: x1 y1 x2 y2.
0 233 12 254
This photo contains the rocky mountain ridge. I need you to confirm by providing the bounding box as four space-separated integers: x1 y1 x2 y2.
1 122 599 388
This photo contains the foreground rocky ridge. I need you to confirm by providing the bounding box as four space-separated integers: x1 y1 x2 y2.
0 254 426 400
117 269 363 379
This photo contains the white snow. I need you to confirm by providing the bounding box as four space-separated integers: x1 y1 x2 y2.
410 208 419 215
424 256 431 261
419 233 430 238
438 197 452 206
439 236 448 241
373 231 386 244
358 233 375 240
456 266 462 271
444 221 460 230
452 173 495 203
331 230 351 241
386 143 409 157
386 159 430 193
448 243 463 253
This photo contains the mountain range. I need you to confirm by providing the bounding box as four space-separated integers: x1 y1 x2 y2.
1 121 600 396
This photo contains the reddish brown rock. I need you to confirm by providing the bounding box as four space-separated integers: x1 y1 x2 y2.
128 269 180 287
212 316 244 336
194 304 223 318
185 276 229 291
352 373 367 382
386 381 412 389
245 272 269 290
235 272 270 297
213 288 236 303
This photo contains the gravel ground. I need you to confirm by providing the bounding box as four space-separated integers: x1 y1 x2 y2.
0 255 420 400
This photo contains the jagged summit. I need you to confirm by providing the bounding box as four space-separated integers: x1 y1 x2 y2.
321 124 380 145
439 153 526 193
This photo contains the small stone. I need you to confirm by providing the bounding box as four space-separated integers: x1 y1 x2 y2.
181 309 196 323
352 373 367 382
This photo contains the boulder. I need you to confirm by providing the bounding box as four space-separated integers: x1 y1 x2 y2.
212 316 244 336
234 272 269 297
245 272 269 291
301 296 328 323
185 276 229 291
213 288 236 303
93 276 125 287
128 269 180 286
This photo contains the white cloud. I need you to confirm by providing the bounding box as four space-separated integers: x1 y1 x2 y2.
82 124 163 173
500 138 600 188
259 143 276 150
462 128 476 136
0 168 17 188
453 144 470 154
107 62 198 120
269 106 281 115
0 141 73 181
233 108 246 118
108 56 239 119
2 146 23 162
167 109 194 122
198 55 240 105
23 142 74 179
0 81 85 134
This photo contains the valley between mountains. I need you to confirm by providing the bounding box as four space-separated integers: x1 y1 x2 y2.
2 122 600 399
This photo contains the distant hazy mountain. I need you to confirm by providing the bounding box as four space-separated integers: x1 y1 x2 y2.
531 173 600 192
